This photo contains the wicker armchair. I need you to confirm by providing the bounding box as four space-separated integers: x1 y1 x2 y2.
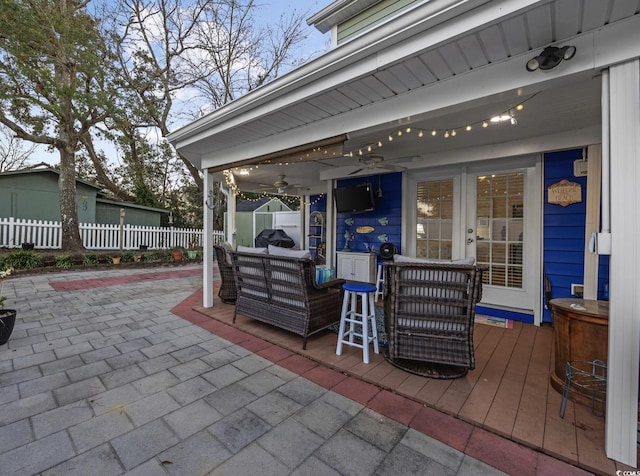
230 251 345 349
383 261 484 378
213 243 237 304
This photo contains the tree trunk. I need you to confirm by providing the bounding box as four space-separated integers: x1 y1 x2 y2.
58 147 85 252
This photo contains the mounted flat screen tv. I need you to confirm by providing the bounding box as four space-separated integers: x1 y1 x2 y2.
334 183 375 214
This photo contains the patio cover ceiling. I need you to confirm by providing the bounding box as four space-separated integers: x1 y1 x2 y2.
169 0 640 195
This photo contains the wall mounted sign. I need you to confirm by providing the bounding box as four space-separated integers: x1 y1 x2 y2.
548 179 582 206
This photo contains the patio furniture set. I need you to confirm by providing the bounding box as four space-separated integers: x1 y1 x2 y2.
214 242 486 378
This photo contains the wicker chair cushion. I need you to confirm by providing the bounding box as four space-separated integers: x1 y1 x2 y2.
268 245 311 259
237 245 268 254
217 242 234 264
393 255 475 265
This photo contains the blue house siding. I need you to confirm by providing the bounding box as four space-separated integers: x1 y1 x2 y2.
542 149 609 323
335 173 403 266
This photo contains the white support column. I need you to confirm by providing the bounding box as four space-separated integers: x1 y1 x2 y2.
202 171 214 308
606 59 640 467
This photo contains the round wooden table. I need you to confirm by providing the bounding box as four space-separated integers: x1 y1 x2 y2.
549 298 608 412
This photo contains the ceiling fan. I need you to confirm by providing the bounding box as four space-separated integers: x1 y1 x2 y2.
259 175 308 194
348 154 407 175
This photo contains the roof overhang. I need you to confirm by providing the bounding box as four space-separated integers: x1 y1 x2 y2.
168 0 640 194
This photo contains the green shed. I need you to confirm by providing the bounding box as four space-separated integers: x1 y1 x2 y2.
234 197 292 247
0 165 168 226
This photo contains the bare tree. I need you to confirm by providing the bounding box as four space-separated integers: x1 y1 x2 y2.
0 125 36 172
89 0 310 228
194 0 308 111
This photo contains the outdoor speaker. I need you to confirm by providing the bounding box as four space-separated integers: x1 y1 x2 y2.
379 243 397 260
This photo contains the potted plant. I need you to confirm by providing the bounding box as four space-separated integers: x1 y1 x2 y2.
0 267 17 345
111 253 121 264
172 247 183 261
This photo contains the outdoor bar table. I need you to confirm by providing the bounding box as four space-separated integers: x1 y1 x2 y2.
549 298 608 414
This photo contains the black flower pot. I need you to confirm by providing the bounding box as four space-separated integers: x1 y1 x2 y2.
0 310 17 345
22 243 34 251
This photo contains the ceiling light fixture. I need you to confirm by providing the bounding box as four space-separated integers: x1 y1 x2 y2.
526 45 576 72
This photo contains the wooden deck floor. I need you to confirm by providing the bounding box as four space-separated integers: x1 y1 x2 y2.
192 297 633 475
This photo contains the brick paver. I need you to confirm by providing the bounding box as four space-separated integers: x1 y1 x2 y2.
0 265 582 475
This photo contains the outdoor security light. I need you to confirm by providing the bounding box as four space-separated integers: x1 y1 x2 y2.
526 45 576 72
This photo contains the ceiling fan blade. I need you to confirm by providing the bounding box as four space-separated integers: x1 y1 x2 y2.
379 164 407 172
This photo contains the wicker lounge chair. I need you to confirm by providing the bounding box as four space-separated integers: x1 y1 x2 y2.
383 261 484 378
230 250 345 349
213 243 237 304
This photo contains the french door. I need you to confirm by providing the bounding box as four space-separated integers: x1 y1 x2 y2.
412 163 540 315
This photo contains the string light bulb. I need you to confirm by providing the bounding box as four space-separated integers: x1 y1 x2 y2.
466 125 472 131
451 129 457 137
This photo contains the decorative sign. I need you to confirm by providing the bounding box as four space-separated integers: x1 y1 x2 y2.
548 179 582 206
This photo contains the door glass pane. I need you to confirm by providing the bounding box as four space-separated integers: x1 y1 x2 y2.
417 179 453 259
476 173 524 289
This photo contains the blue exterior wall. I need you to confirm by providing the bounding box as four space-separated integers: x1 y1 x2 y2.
542 149 609 322
334 173 403 265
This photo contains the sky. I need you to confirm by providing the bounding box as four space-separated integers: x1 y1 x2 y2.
27 0 332 167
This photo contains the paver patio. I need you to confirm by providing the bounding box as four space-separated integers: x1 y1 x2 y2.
0 265 592 475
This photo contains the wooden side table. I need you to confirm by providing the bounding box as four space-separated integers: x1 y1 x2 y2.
549 299 608 413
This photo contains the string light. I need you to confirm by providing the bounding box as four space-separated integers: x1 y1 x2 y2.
342 94 536 157
222 170 324 206
225 95 537 201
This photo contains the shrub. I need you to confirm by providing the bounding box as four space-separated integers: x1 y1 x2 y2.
83 253 98 265
2 250 44 270
55 255 73 269
120 251 136 263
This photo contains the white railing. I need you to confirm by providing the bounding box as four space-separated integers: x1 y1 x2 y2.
0 217 225 250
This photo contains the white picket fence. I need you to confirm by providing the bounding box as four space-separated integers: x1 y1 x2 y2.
0 217 225 250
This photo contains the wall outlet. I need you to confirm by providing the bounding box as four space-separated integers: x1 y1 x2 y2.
571 283 584 296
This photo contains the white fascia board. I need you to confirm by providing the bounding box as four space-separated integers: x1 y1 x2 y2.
170 0 534 153
307 0 384 33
